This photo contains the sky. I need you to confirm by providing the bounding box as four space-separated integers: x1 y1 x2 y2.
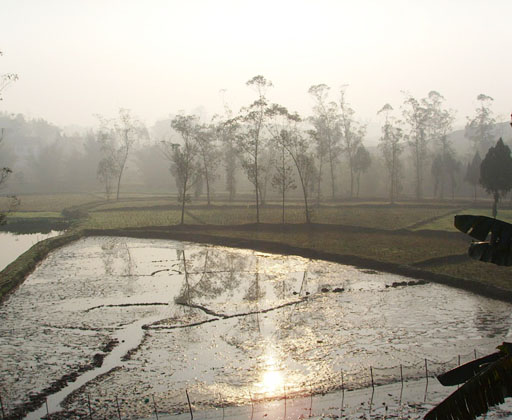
1 0 511 137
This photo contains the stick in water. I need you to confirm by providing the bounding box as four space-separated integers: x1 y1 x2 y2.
186 389 193 420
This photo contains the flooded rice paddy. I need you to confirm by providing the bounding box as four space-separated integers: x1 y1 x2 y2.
0 230 61 270
1 236 512 419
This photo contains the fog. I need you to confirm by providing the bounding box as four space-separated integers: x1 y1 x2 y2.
1 0 512 131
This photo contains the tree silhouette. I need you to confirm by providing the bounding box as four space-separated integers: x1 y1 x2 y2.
479 138 512 218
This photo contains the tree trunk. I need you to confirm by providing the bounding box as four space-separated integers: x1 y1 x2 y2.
493 192 499 218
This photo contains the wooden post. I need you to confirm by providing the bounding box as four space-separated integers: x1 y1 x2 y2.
115 396 121 420
399 364 404 405
45 398 50 420
424 359 428 384
186 390 193 420
474 349 477 359
340 371 345 416
309 385 313 418
87 394 93 420
152 395 159 420
370 366 374 389
283 386 287 420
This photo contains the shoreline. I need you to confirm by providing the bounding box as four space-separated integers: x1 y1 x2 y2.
1 223 511 305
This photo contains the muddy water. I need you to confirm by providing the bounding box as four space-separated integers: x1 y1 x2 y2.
0 231 61 270
0 236 511 419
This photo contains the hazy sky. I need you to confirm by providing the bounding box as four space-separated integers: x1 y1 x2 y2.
1 0 511 135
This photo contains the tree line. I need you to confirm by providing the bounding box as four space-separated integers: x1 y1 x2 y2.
0 74 509 222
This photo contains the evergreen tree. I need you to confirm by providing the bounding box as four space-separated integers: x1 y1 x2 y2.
479 138 512 217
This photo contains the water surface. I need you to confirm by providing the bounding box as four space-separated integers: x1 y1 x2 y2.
0 236 510 419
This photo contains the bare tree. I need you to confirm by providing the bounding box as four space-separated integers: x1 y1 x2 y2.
236 75 273 223
378 104 404 204
308 84 340 200
97 109 147 200
339 87 365 198
162 114 200 225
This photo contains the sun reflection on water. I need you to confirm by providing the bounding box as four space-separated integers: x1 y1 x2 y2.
254 355 285 396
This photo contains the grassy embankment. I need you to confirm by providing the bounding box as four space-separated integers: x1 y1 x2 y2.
1 193 512 301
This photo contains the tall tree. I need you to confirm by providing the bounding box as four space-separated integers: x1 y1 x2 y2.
97 109 147 200
464 151 482 201
308 84 340 200
162 115 201 225
378 104 404 204
267 104 298 223
268 105 316 223
353 144 371 198
339 87 365 198
465 94 496 155
479 138 512 218
236 75 272 223
402 94 430 200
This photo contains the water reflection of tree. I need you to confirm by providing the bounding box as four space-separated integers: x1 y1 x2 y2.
100 238 133 277
174 246 247 304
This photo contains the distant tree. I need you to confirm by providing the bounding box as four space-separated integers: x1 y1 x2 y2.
215 116 239 201
195 123 220 206
353 144 371 197
431 154 443 198
464 151 482 201
445 153 461 200
0 52 19 223
402 94 430 200
339 87 365 198
162 114 200 225
236 75 273 223
479 138 512 218
308 84 340 199
97 109 147 200
465 94 496 155
97 155 117 200
425 91 456 199
135 143 172 191
378 104 404 204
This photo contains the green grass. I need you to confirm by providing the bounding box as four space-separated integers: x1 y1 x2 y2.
416 208 512 231
9 212 63 219
79 205 456 231
0 193 100 212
